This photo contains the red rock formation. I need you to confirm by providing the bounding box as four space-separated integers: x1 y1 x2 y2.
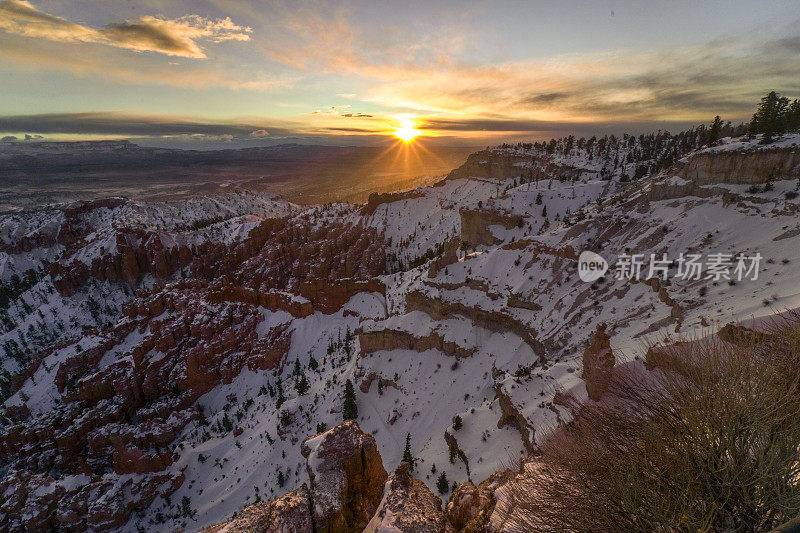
427 238 460 278
298 278 385 315
405 290 545 358
0 469 183 532
581 323 615 401
301 420 388 532
358 372 402 394
367 462 445 532
201 423 519 533
460 208 524 247
444 430 471 478
0 283 296 531
359 328 476 359
361 190 425 215
202 485 314 532
111 441 174 475
444 471 512 533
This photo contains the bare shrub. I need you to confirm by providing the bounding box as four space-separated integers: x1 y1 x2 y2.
505 318 800 532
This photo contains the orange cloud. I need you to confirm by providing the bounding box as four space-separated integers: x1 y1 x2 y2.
0 30 287 91
0 0 251 58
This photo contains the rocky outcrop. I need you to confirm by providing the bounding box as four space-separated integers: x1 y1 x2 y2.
359 328 476 359
442 149 588 184
406 290 545 358
444 430 471 479
717 322 770 345
206 423 389 533
206 284 313 318
0 283 298 532
680 147 800 185
365 462 445 533
646 179 735 202
199 422 522 533
48 206 387 301
460 208 523 247
643 277 684 330
301 420 388 532
226 219 387 295
494 384 535 453
581 323 615 401
362 190 425 215
0 469 183 532
443 150 531 182
444 472 510 533
211 422 388 533
202 485 313 533
298 278 386 315
49 228 194 296
428 238 461 277
358 371 402 394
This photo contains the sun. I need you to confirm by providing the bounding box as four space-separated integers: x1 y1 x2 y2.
393 115 422 142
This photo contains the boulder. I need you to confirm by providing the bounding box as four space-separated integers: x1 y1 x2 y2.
301 420 388 532
365 462 445 533
444 480 494 533
203 485 313 533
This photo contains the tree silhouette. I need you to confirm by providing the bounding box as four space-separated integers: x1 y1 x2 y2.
402 433 415 470
342 379 358 421
751 91 790 143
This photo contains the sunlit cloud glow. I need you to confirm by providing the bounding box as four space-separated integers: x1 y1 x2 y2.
0 0 251 58
0 1 798 142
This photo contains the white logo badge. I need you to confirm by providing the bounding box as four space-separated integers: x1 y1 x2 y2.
578 251 608 282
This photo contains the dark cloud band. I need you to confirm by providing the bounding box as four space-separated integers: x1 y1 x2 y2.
0 112 273 137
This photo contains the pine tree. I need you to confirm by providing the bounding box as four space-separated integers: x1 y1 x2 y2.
452 415 463 431
276 381 286 408
436 471 449 494
751 91 790 143
787 99 800 132
342 379 358 421
707 115 723 146
294 374 309 395
541 205 547 218
402 433 415 470
535 192 542 205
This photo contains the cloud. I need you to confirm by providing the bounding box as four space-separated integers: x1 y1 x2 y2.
308 105 351 115
0 111 385 139
363 32 800 125
249 6 799 125
0 31 288 91
0 1 251 58
0 112 274 136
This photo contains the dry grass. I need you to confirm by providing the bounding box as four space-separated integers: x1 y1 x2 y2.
505 317 800 532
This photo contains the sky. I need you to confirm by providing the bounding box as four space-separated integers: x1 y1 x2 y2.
0 0 799 147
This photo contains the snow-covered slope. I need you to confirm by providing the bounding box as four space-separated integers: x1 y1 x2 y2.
1 135 799 531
